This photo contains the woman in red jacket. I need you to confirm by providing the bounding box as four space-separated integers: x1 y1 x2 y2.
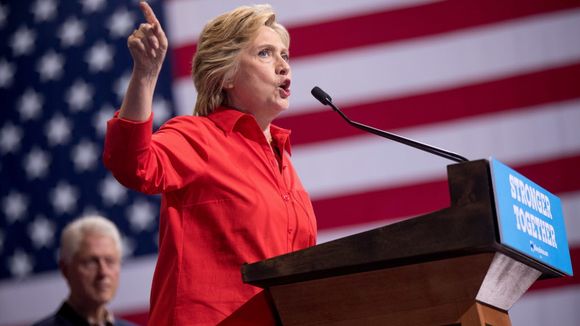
103 2 317 325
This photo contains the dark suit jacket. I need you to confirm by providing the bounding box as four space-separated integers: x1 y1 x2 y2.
32 302 137 326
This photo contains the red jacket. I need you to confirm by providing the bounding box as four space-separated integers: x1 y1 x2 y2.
103 107 317 325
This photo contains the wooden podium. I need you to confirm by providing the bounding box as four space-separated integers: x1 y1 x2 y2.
241 160 566 325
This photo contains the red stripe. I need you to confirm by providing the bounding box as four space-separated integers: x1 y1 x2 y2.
119 311 149 325
529 246 580 291
313 154 580 230
278 62 580 146
515 155 580 194
314 179 449 230
172 43 196 81
171 0 580 79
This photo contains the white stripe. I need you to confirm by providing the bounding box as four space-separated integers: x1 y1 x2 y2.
562 191 580 247
173 79 195 116
108 255 154 312
510 285 580 326
293 99 580 200
165 0 438 46
317 218 405 244
0 272 67 325
172 8 580 117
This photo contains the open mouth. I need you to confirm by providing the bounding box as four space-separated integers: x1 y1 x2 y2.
279 79 291 97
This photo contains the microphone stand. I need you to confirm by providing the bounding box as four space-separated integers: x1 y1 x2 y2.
311 86 469 163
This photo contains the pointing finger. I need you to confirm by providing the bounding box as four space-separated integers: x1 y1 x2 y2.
139 1 160 26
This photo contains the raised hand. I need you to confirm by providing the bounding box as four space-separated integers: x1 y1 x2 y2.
119 2 168 121
127 1 168 78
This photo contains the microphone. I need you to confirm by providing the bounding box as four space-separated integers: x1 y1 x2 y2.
311 86 469 163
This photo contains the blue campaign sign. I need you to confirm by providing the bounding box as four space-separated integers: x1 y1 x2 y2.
490 158 573 276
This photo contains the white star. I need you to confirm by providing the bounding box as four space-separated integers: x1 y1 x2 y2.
100 175 128 206
58 17 86 47
153 97 172 128
10 26 36 56
32 0 57 22
0 59 16 88
28 216 56 249
121 234 135 258
0 123 23 153
85 41 114 73
2 192 29 223
18 88 43 120
8 249 34 278
72 139 99 171
108 8 136 38
50 182 79 215
24 147 51 179
37 50 64 81
0 4 8 28
127 199 156 232
80 0 105 13
114 71 131 100
93 105 115 137
45 114 72 146
66 79 94 111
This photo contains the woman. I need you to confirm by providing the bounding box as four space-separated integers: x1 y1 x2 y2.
103 2 317 325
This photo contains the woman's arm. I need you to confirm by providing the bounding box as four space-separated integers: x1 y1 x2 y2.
119 1 168 122
103 2 181 194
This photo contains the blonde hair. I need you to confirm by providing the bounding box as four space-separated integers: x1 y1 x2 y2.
59 215 122 263
192 4 289 116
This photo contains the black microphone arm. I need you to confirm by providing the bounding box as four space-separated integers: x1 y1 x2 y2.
311 86 469 163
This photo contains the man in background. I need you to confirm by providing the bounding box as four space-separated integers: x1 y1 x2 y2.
33 215 135 326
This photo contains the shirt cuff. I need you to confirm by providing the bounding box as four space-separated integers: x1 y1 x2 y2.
105 111 154 153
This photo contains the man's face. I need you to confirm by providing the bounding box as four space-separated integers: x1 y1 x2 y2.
62 233 121 307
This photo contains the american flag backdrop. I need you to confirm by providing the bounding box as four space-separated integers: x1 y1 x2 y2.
1 0 579 325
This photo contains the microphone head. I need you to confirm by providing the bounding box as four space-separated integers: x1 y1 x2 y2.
311 86 332 105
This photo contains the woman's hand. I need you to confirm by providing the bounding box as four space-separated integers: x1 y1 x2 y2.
128 1 168 78
119 1 168 122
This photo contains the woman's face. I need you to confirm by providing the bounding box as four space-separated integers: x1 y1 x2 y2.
226 25 291 121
